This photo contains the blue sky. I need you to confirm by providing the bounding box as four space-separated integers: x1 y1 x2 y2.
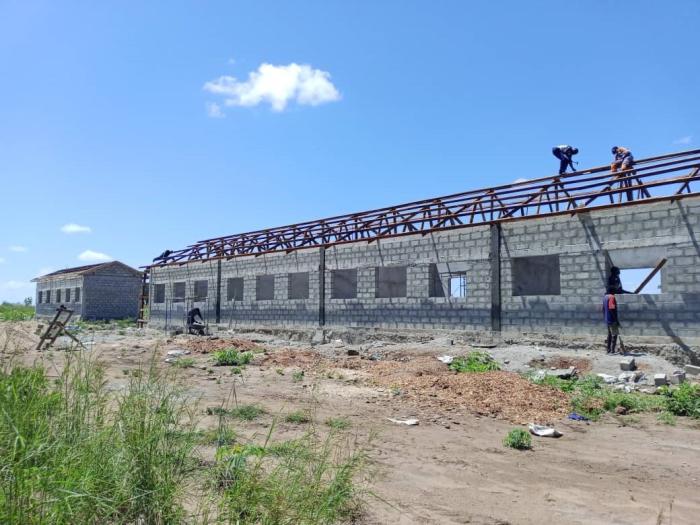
1 1 698 302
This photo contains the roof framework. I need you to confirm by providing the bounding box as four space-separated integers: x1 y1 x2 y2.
147 149 700 269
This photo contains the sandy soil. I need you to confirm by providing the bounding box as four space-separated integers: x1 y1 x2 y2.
2 322 699 525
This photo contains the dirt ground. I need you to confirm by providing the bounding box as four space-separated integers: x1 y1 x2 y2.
2 322 699 525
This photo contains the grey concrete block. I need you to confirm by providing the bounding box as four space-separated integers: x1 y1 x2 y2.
654 374 668 386
619 358 637 372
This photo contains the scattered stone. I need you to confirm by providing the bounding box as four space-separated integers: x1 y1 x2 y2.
347 349 360 356
503 359 510 365
545 366 576 380
670 371 686 385
387 417 419 426
654 374 668 386
597 373 618 384
619 358 636 371
684 364 700 376
437 355 454 364
167 349 190 357
369 353 383 361
615 406 628 415
434 337 454 346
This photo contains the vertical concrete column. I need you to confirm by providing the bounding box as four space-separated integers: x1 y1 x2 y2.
215 260 222 324
319 247 326 326
490 224 502 332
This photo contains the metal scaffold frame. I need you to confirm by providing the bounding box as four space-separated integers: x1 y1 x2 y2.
146 149 700 269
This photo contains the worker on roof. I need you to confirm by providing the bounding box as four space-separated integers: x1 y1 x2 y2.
153 249 173 263
603 286 621 354
611 146 634 172
552 145 579 175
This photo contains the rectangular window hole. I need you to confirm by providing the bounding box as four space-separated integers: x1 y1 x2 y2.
331 269 357 299
173 282 186 302
449 273 467 298
256 275 275 301
227 278 244 301
194 280 208 301
154 284 166 304
288 272 309 300
375 266 407 298
619 268 662 295
512 255 561 296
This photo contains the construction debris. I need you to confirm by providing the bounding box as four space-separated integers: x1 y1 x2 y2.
619 358 637 371
387 417 419 426
670 371 686 384
528 424 562 438
685 364 700 376
654 374 669 386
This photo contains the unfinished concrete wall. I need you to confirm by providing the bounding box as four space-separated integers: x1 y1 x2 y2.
148 196 700 344
82 270 141 320
35 275 84 318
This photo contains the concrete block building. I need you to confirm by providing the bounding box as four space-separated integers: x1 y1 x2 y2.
33 261 142 320
146 149 700 356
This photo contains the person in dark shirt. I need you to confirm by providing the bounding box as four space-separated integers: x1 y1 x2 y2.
611 146 634 172
603 287 620 354
607 266 632 294
187 307 205 335
552 145 579 175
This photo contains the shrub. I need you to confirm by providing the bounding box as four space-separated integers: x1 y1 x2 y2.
449 351 500 373
285 410 312 424
503 428 532 450
660 383 700 418
292 370 305 382
213 348 253 367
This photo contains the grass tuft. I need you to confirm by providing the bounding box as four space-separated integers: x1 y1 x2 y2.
213 348 253 367
285 410 312 424
325 417 351 430
449 352 500 373
503 428 532 450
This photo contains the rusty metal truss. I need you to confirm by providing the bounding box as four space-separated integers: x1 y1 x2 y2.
147 148 700 268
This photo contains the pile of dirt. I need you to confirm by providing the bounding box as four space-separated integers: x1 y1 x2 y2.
182 337 260 354
528 355 592 374
261 349 323 368
366 356 570 424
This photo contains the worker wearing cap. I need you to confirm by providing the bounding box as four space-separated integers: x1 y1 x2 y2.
611 146 634 172
552 145 579 175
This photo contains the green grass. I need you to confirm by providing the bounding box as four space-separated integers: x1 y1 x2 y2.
0 352 368 524
503 428 532 450
325 417 351 430
292 370 305 382
0 302 34 321
0 353 198 524
216 430 364 524
449 351 500 373
657 411 677 425
230 404 266 421
285 410 312 424
531 374 666 421
173 357 196 368
212 348 253 367
659 383 700 418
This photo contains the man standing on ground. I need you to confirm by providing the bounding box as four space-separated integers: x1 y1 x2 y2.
603 286 621 354
552 145 579 175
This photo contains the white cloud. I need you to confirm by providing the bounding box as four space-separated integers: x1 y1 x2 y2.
204 62 341 112
206 102 225 119
61 223 92 234
8 245 27 252
673 135 692 145
0 257 4 264
1 280 31 291
513 177 530 183
78 250 113 262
